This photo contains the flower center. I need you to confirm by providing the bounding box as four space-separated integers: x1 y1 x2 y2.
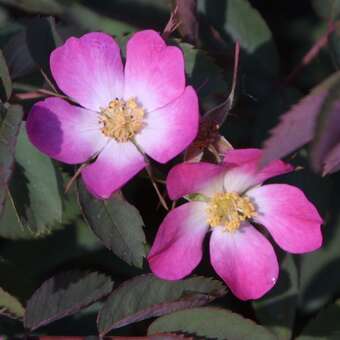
99 98 145 142
207 192 256 232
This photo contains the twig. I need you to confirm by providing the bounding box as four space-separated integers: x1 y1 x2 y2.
162 3 180 40
132 140 169 210
64 163 88 193
285 21 336 84
145 164 169 211
40 68 58 93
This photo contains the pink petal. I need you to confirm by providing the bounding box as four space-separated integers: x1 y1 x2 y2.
81 141 146 199
148 202 209 280
167 162 226 200
223 149 293 193
223 148 262 166
210 223 279 300
50 32 124 112
124 30 185 112
26 97 107 164
136 86 199 163
247 184 323 253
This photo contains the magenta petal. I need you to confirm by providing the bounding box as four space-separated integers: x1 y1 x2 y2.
210 223 279 300
27 97 107 164
247 184 323 253
148 202 209 280
167 162 226 200
136 86 199 163
81 141 146 199
124 30 185 111
50 32 124 112
223 148 263 166
223 149 293 193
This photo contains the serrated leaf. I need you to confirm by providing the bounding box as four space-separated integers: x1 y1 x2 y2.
0 0 63 15
311 77 340 174
297 299 340 340
0 286 24 320
200 0 278 76
78 180 146 268
97 274 226 335
5 126 63 237
253 254 298 340
261 71 340 167
24 271 113 331
0 49 12 101
0 104 23 217
148 307 276 340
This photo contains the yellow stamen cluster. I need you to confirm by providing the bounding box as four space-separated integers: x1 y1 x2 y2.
99 98 144 142
207 192 256 232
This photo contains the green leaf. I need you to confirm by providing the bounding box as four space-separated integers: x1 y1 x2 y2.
297 299 340 340
148 307 276 340
200 0 279 75
4 126 63 237
78 180 146 268
0 49 12 101
24 271 113 331
26 16 62 74
0 0 63 15
0 286 24 320
65 3 136 36
312 0 340 20
179 41 228 100
0 104 23 217
97 274 226 335
253 254 298 340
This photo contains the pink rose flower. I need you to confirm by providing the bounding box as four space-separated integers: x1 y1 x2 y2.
148 149 323 300
27 30 199 198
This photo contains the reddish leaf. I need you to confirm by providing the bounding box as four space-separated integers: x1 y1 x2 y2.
97 274 226 335
311 81 340 174
261 71 340 167
175 0 199 44
25 271 113 331
323 141 340 174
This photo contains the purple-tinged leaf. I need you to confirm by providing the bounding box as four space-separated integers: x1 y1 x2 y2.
147 307 276 340
24 271 113 331
97 274 226 336
323 141 340 174
311 80 340 174
260 94 325 166
0 104 23 217
175 0 199 44
261 71 340 167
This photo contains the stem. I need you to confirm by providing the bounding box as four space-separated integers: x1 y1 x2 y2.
64 164 87 193
145 164 169 211
132 140 169 210
285 21 336 84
